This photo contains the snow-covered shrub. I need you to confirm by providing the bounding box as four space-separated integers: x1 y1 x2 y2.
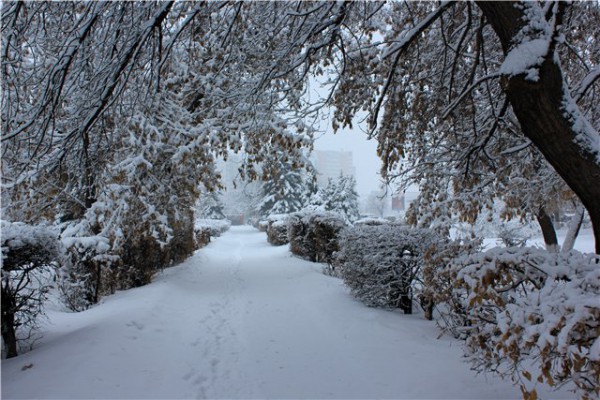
1 221 60 358
166 213 196 265
310 212 346 266
354 217 389 226
420 238 482 322
60 225 118 312
194 227 211 248
193 218 231 248
119 210 196 288
444 247 600 399
287 211 346 268
121 232 169 287
266 215 289 246
288 212 315 261
257 220 269 232
195 218 231 238
338 224 444 314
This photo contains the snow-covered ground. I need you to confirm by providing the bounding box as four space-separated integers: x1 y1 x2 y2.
482 227 596 253
2 226 575 399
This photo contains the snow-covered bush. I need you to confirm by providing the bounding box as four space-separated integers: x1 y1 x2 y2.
442 247 600 399
194 218 231 248
1 221 60 358
337 224 445 314
310 212 346 266
288 212 315 261
420 238 482 322
166 213 196 265
257 220 269 232
60 206 198 310
195 218 231 238
268 220 289 246
288 211 346 267
354 217 389 226
266 214 289 246
60 223 118 312
124 210 196 282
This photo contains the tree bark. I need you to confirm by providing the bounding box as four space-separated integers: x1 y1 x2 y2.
562 205 585 252
1 285 19 358
536 206 559 253
477 2 600 254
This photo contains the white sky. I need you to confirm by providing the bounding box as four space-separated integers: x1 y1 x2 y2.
312 117 384 198
305 72 393 198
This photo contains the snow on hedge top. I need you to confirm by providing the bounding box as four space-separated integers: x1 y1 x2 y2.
265 214 289 223
1 221 55 252
354 217 389 226
194 218 231 236
60 222 111 254
1 220 61 268
289 209 347 228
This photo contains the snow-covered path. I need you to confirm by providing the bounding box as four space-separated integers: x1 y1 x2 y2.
2 226 568 399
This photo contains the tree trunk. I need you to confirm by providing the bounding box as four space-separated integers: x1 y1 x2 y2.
1 285 19 358
477 1 600 254
562 205 585 252
536 206 559 253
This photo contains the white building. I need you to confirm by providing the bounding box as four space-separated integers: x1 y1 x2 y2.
312 150 356 188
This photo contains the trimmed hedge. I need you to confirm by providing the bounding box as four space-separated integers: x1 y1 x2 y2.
194 218 231 248
287 211 346 266
336 224 445 314
265 214 289 246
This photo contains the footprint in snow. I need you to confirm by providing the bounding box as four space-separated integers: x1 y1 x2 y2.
126 321 145 330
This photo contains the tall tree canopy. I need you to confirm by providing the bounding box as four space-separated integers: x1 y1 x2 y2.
2 1 599 253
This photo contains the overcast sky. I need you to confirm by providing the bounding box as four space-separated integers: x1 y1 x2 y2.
306 75 387 198
312 118 384 198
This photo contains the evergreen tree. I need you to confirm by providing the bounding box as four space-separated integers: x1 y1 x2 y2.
197 191 226 219
258 159 309 217
335 175 361 223
311 174 361 223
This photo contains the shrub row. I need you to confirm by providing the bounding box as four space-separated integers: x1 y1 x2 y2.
334 222 598 399
263 215 598 398
60 209 199 312
194 218 231 248
288 211 346 266
265 214 289 246
2 215 228 357
336 224 464 315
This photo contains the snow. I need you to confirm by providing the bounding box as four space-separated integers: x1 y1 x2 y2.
194 218 231 237
2 226 574 399
482 226 596 254
499 38 550 82
561 90 600 164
